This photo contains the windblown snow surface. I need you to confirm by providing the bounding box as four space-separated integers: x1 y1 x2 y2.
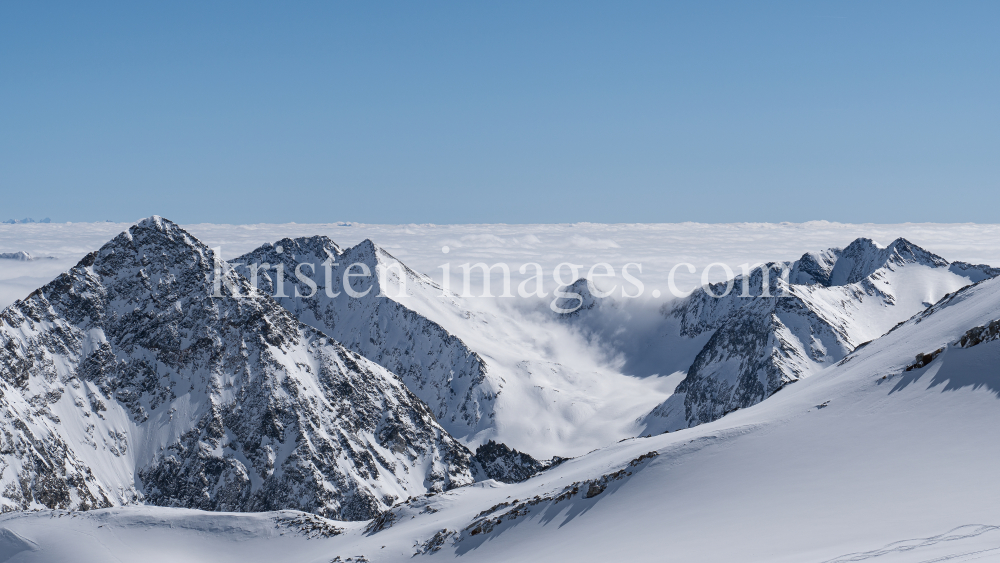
0 221 999 562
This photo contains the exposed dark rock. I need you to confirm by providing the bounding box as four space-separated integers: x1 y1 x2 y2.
905 348 944 371
958 319 1000 348
472 440 544 483
463 451 658 539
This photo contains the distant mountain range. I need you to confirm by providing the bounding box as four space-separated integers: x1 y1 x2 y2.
0 251 58 261
2 218 51 224
0 215 998 544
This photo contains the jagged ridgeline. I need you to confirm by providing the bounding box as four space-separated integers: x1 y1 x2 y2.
644 237 1000 432
0 217 476 519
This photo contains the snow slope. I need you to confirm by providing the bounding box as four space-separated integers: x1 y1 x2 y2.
5 266 1000 562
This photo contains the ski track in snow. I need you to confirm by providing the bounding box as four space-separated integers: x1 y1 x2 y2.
821 524 1000 563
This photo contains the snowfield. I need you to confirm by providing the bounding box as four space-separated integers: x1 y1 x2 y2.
0 220 998 562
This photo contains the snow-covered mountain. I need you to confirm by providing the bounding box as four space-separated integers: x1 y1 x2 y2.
642 237 999 431
232 235 999 457
1 218 51 225
233 238 494 443
8 252 1000 563
234 237 676 458
0 217 475 519
547 237 997 433
5 220 1000 562
0 251 34 261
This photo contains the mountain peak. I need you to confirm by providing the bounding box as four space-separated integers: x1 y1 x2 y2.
352 238 380 256
131 215 196 241
552 278 598 315
653 235 999 432
0 222 475 518
135 215 168 230
266 235 342 259
825 236 947 286
233 237 492 442
885 237 947 264
0 251 33 261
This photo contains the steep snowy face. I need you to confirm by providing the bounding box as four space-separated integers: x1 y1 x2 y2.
233 237 494 442
0 217 474 519
643 237 999 431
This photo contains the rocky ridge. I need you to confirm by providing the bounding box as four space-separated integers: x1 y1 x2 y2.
232 237 495 443
643 237 1000 430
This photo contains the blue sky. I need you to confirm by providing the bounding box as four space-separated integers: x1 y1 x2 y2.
2 1 998 224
